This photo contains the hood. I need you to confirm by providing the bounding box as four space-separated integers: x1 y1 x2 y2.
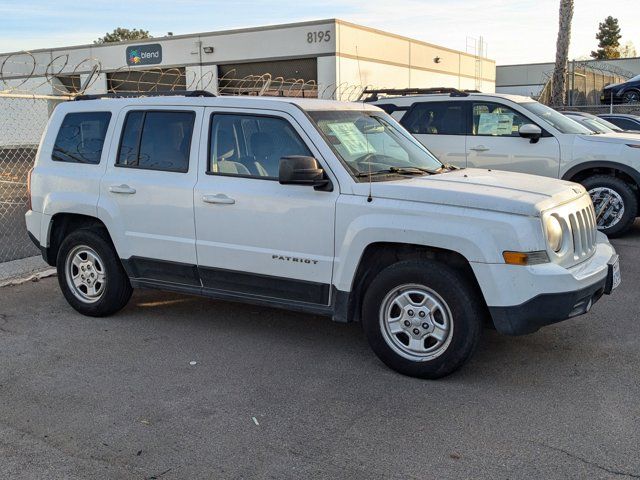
578 132 640 145
369 169 585 217
604 82 623 90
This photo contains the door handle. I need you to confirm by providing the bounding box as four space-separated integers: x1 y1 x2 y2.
203 194 235 205
470 145 489 152
109 184 136 194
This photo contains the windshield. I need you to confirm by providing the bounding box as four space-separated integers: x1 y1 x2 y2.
593 116 623 132
308 110 444 179
577 117 615 133
521 102 593 134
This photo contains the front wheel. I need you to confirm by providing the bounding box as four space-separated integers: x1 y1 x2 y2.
582 175 637 238
362 260 483 379
57 229 132 317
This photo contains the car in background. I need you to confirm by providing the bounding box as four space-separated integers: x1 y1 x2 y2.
367 88 640 237
601 75 640 104
598 113 640 132
560 111 640 134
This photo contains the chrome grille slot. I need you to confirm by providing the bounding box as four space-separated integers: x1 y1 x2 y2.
570 204 597 260
569 213 581 255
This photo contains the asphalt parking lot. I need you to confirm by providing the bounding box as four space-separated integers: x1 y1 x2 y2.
1 226 639 479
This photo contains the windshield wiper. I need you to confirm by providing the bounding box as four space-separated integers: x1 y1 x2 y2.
355 166 436 177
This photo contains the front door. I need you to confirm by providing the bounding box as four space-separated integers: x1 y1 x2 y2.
465 101 561 178
193 109 338 306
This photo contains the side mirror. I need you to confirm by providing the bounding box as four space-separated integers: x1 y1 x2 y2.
279 156 332 191
519 124 542 143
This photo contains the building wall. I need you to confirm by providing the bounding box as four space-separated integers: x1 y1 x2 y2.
496 57 640 97
0 19 496 98
335 20 496 96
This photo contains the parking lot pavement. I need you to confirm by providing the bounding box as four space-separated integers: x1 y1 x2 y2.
0 227 639 480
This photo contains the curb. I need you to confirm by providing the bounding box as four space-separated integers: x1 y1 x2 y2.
0 268 57 288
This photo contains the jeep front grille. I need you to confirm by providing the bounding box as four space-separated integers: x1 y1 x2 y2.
568 203 597 261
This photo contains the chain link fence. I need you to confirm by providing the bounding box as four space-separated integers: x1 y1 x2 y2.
554 104 640 116
0 95 65 263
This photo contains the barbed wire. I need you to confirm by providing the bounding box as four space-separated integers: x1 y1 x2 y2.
0 51 375 100
573 60 635 80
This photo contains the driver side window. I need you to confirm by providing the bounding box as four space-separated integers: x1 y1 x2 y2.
208 114 312 179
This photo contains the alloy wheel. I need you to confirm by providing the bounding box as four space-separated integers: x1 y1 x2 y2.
379 284 453 361
65 245 106 303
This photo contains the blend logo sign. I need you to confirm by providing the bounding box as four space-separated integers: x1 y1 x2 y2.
126 44 162 66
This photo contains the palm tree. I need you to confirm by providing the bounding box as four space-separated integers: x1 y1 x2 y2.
550 0 574 106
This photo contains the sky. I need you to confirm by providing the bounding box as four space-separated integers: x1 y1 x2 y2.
0 0 638 65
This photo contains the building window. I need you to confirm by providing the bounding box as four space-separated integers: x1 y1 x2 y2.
107 68 186 93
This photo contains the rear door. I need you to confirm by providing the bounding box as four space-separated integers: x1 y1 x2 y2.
466 101 561 178
98 106 204 285
399 101 468 167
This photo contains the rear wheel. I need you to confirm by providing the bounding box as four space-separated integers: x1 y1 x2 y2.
362 260 483 379
57 229 132 316
582 175 637 238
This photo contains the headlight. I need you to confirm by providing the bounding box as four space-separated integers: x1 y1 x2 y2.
545 215 563 252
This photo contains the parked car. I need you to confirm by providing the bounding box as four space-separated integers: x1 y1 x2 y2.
368 88 640 237
560 111 638 134
601 75 640 104
25 91 620 379
598 113 640 132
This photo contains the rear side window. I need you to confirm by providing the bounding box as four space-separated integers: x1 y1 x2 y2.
117 111 195 172
400 102 467 135
605 117 639 130
52 112 111 164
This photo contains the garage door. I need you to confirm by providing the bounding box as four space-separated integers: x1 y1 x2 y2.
218 58 317 97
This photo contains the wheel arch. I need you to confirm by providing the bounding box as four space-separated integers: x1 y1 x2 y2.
339 242 488 324
44 213 115 266
562 161 640 195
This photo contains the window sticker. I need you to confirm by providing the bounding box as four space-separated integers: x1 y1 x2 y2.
478 113 514 136
327 122 370 155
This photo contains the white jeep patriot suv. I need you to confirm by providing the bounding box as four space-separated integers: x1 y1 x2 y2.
368 88 640 237
25 91 620 378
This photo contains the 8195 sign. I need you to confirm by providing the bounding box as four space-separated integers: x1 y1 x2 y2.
307 30 331 43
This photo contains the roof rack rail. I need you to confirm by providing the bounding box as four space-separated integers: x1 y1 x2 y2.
73 90 216 101
358 87 475 102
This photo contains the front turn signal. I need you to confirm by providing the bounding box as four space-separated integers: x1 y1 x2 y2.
503 250 549 266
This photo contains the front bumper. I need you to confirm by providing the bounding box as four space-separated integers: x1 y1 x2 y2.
472 235 618 335
489 273 608 335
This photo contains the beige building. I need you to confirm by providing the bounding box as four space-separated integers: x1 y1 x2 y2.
0 19 495 99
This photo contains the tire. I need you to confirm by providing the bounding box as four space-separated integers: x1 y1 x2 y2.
622 89 640 104
56 229 132 317
362 260 483 379
582 175 637 238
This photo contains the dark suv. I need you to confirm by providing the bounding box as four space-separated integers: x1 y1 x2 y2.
601 75 640 104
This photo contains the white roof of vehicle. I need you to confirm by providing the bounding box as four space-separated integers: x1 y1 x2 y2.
373 92 534 104
66 94 382 112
